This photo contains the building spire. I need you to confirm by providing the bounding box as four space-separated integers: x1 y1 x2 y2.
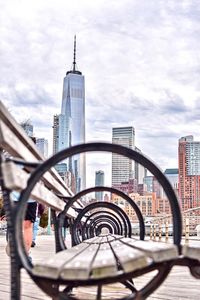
66 35 82 75
73 35 76 72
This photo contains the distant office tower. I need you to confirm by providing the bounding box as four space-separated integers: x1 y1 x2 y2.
21 120 33 137
164 169 178 191
95 170 104 200
112 126 135 186
36 138 48 158
179 135 200 210
52 115 59 154
143 176 153 192
21 121 48 157
135 146 147 184
53 36 86 192
52 114 70 154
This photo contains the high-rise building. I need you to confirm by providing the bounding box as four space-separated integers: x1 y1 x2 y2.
178 135 200 210
135 146 147 184
53 36 86 192
95 170 104 201
143 176 153 192
112 126 135 186
52 114 69 154
164 169 178 194
21 120 33 137
21 121 48 158
36 138 48 158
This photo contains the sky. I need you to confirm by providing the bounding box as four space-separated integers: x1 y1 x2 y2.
1 0 200 187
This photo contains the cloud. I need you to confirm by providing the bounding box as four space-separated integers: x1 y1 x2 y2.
1 0 200 185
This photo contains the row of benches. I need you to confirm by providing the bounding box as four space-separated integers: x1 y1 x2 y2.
0 100 200 300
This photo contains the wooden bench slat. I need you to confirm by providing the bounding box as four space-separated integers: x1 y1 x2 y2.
59 244 100 280
182 245 200 260
91 243 118 278
83 236 104 244
116 238 179 262
0 119 83 211
0 101 44 160
2 161 76 217
110 239 150 273
0 101 70 195
32 243 90 279
106 235 120 242
0 120 72 197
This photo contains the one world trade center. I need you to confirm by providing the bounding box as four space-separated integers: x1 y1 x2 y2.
60 36 86 192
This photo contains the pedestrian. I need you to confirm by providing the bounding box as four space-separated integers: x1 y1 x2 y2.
62 216 69 241
31 203 45 247
6 191 37 262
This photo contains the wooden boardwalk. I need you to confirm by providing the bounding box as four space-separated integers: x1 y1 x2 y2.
0 235 200 299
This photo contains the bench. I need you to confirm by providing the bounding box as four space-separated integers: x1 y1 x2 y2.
0 100 199 300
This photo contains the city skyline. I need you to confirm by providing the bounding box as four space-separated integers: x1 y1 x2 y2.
1 1 200 186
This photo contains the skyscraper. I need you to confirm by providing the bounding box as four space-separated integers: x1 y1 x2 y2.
21 121 48 158
135 146 147 184
178 135 200 210
95 170 105 201
21 120 33 137
112 126 135 186
53 114 69 154
164 169 178 191
36 138 48 158
53 36 86 192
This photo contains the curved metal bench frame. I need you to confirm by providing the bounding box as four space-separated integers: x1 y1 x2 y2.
11 142 182 300
58 185 145 245
72 201 132 244
82 210 124 237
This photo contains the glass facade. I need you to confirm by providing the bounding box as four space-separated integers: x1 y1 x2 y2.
95 170 105 201
53 37 86 193
61 72 86 192
36 138 48 158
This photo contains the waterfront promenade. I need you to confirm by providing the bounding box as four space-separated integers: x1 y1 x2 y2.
0 235 200 300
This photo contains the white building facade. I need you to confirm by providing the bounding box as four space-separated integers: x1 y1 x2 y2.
112 126 135 186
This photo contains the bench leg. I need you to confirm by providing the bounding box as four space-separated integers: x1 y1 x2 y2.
97 285 102 300
3 190 22 300
10 253 21 300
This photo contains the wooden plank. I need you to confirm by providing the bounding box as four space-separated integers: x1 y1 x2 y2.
0 119 83 210
182 244 200 260
91 243 118 278
117 238 179 262
0 120 72 198
111 240 150 273
0 102 72 196
106 235 117 242
59 244 100 280
83 236 104 244
0 102 43 159
0 102 85 208
32 242 90 279
2 161 76 217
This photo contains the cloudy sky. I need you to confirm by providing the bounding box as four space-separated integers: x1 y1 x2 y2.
1 0 200 186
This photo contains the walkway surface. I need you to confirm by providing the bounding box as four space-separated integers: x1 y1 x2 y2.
0 234 200 299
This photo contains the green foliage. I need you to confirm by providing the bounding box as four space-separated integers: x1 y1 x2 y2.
39 211 48 228
0 197 5 217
